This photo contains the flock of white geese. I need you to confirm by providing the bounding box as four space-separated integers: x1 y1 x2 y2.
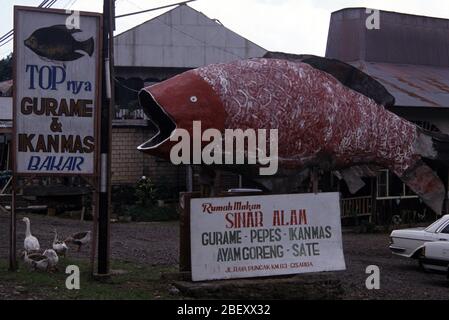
22 217 91 272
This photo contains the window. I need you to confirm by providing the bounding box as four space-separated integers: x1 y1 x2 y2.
440 224 449 234
377 170 388 197
376 169 418 198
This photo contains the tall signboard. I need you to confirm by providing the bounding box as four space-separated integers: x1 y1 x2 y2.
14 7 101 175
190 193 346 281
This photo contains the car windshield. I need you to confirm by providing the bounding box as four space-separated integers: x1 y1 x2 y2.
425 216 449 233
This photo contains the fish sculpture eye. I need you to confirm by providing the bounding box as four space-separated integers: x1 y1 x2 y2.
190 96 198 103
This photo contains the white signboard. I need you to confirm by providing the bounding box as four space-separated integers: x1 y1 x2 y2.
190 193 346 281
14 7 101 175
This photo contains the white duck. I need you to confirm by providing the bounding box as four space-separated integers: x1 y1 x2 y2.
23 251 49 271
65 231 91 252
43 249 59 271
22 217 40 253
52 229 68 257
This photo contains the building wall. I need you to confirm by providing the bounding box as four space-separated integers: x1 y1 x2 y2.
114 5 267 69
327 8 449 67
111 126 186 193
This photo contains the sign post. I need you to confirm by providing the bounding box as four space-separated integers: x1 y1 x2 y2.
97 0 115 276
12 6 102 271
190 193 346 281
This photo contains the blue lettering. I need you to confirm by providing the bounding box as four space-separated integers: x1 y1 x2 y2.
51 156 63 171
62 157 74 171
51 66 66 90
74 157 84 171
84 82 92 92
26 64 39 89
39 66 52 90
27 156 41 170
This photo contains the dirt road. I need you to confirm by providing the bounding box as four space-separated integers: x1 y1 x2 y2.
0 213 448 299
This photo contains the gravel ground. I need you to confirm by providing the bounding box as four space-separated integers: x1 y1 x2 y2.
0 212 179 266
0 212 448 300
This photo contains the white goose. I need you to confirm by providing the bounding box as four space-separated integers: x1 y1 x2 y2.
23 251 49 271
22 217 40 253
43 249 59 271
65 231 91 252
52 229 68 257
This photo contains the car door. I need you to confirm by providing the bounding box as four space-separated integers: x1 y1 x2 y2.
436 221 449 241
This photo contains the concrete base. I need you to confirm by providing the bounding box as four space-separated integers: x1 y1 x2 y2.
92 273 112 282
171 273 344 300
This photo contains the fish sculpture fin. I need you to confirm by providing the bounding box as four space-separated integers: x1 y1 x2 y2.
397 161 445 215
263 52 395 107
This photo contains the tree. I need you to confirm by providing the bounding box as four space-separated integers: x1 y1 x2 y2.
0 54 13 82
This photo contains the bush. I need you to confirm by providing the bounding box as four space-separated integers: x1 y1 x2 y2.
125 204 178 222
135 176 158 207
112 185 138 214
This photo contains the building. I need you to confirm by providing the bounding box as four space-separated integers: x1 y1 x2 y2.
0 80 12 173
326 8 449 222
111 4 267 195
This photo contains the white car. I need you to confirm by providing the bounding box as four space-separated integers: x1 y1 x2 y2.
389 214 449 260
419 241 449 273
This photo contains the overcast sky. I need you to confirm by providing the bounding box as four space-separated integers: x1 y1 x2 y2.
1 0 449 59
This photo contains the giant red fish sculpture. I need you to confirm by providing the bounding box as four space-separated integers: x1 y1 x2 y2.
138 57 448 214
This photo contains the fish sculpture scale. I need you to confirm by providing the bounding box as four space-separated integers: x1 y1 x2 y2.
196 59 418 174
138 58 446 213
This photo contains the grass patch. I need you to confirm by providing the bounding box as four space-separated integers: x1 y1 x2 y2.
0 258 180 300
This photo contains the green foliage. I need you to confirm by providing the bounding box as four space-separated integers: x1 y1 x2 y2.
125 204 178 222
112 185 137 212
135 176 157 207
0 54 12 82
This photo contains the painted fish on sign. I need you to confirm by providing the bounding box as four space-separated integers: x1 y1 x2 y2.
24 24 94 62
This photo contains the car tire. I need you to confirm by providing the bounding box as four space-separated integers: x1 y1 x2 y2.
418 259 426 271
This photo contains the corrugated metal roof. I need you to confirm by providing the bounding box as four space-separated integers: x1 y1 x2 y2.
326 8 449 68
349 61 449 107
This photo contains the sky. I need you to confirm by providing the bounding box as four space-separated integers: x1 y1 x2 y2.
1 0 449 59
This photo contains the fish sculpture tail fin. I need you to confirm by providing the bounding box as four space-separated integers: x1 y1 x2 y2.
419 129 449 162
398 161 445 215
79 37 94 57
395 128 449 214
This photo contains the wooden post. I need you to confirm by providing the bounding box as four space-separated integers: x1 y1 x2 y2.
9 175 17 271
370 177 377 224
312 167 319 194
179 192 200 272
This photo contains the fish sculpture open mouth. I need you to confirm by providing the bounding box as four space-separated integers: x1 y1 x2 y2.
138 90 177 150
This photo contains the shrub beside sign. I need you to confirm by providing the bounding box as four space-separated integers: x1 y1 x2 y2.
190 193 346 281
14 7 101 175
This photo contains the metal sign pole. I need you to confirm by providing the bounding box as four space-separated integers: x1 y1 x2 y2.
97 0 115 276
